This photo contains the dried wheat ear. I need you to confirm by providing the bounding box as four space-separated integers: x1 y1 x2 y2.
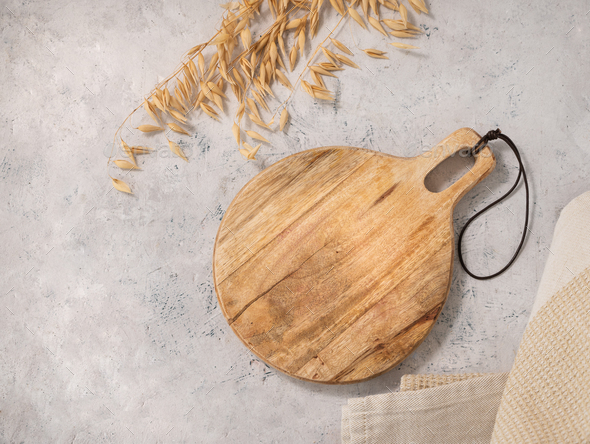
109 0 428 193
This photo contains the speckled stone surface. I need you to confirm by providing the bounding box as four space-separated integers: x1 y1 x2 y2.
1 0 589 442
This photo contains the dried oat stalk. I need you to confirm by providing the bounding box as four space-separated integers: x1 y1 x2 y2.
109 0 429 193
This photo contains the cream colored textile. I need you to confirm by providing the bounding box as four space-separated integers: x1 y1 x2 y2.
400 372 493 391
491 267 590 442
342 373 509 444
531 191 590 318
342 191 590 444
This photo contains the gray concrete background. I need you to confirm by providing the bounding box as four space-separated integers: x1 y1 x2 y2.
1 0 589 442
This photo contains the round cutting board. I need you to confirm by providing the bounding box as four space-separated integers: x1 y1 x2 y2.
213 128 495 384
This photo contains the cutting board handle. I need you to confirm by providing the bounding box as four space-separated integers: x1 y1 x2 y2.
420 128 496 207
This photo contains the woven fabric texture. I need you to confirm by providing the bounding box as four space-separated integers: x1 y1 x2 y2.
490 267 590 443
400 372 492 391
342 373 509 444
531 191 590 318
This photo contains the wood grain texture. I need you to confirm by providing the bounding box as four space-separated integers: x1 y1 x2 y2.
213 128 496 384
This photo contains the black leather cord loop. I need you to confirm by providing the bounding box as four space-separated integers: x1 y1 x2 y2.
457 129 530 280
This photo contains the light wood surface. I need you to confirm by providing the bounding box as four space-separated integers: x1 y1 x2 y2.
213 128 496 384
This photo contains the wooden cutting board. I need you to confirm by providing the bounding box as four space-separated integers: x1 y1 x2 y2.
213 128 495 384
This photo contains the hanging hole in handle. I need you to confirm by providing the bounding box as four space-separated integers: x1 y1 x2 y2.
424 149 475 193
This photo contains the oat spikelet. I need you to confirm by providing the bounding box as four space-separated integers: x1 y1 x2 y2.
330 38 353 55
137 125 164 132
197 53 205 77
246 97 261 120
348 8 367 29
247 113 271 129
236 101 245 122
239 148 251 158
319 62 344 71
240 28 252 48
329 0 345 15
232 69 245 90
211 93 225 113
408 0 428 14
301 80 314 97
234 17 249 34
167 123 190 135
143 100 159 124
399 3 408 27
311 70 326 89
252 90 270 112
232 122 241 146
200 80 214 102
335 53 360 69
298 29 306 57
121 139 136 166
130 146 153 154
313 90 335 101
286 18 302 30
382 0 399 10
114 160 141 170
111 178 132 194
363 48 388 59
207 81 227 98
289 45 298 71
270 41 278 67
303 81 335 100
200 102 220 121
361 0 369 17
188 59 199 82
169 109 188 124
369 0 379 16
389 42 419 49
168 139 188 162
321 47 339 65
245 130 270 143
310 65 337 78
188 44 203 57
242 142 261 160
383 18 421 31
382 19 405 30
310 8 320 37
280 108 289 131
368 16 388 36
211 32 231 46
151 94 165 113
275 69 292 89
389 30 417 38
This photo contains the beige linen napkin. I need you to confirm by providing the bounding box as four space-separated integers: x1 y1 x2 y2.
342 372 509 443
342 191 590 444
